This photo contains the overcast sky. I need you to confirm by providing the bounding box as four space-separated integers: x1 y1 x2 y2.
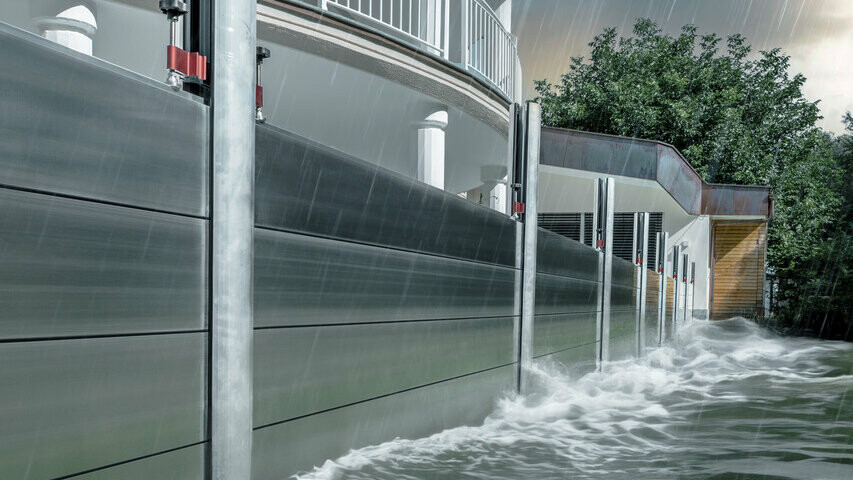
513 0 853 134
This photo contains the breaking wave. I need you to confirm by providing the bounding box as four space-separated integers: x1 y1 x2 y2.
298 319 853 480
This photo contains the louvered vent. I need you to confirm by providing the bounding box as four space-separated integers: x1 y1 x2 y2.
648 212 663 267
539 212 663 262
538 213 582 242
613 213 635 262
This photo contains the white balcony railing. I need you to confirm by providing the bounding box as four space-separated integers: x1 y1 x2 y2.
323 0 450 57
316 0 518 101
465 0 516 101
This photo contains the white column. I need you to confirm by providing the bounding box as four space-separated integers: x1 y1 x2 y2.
36 5 97 55
417 110 448 190
494 0 512 31
489 176 507 212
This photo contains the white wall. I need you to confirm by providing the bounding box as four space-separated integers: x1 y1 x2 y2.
666 215 711 317
257 21 509 197
538 165 714 317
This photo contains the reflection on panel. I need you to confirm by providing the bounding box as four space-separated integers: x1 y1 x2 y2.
0 333 206 480
609 310 637 360
535 228 599 281
0 25 208 216
609 310 636 340
645 309 661 348
255 124 518 267
254 317 516 427
611 285 637 312
536 342 597 377
252 365 515 479
611 257 637 288
71 443 205 480
532 312 597 358
0 189 206 339
534 273 598 315
609 335 636 361
255 229 516 327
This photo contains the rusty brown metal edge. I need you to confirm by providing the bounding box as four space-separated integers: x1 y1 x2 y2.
540 126 771 219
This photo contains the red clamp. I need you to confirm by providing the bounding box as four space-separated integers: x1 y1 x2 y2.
673 274 678 279
167 45 207 81
658 268 663 274
512 201 525 214
636 257 643 264
596 239 605 248
256 85 264 108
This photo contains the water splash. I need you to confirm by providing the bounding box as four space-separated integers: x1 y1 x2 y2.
298 319 853 480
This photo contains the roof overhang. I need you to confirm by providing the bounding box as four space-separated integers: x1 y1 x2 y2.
540 127 773 220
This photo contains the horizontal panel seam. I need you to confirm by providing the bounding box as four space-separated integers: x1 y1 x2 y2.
254 315 520 330
55 440 207 480
252 361 517 431
533 340 598 359
0 183 208 220
0 329 207 344
254 224 519 271
532 311 599 318
535 269 599 284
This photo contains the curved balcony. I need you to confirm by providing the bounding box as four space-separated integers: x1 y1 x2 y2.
303 0 518 102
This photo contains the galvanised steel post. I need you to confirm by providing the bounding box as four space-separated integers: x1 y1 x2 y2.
519 102 540 393
671 244 680 336
682 252 689 325
657 231 669 345
635 212 649 357
594 177 614 368
211 0 256 477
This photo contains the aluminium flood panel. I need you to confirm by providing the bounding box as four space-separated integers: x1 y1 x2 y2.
252 365 516 480
254 317 516 427
255 229 516 327
608 309 638 361
534 342 597 378
69 444 205 480
0 189 206 339
531 312 598 358
533 222 602 369
534 273 599 315
0 24 208 217
255 124 518 267
611 256 637 289
535 228 600 282
0 334 206 480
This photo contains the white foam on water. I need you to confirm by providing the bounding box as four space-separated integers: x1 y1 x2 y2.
296 319 853 480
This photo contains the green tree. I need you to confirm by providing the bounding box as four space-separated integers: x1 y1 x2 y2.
535 19 849 338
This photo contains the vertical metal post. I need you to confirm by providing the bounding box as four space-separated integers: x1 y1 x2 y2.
579 213 585 246
518 102 540 393
505 103 517 216
682 253 689 324
211 0 255 477
690 262 696 322
657 231 669 345
594 177 614 368
671 244 680 335
635 212 649 357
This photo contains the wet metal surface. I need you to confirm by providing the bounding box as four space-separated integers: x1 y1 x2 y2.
0 24 209 217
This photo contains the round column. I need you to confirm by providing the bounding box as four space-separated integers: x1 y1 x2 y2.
417 109 448 190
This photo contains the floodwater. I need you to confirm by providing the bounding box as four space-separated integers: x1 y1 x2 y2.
299 319 853 480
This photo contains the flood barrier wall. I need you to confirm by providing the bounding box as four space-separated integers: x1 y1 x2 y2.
0 24 669 479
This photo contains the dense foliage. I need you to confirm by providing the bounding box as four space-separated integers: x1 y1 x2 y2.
535 19 851 339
